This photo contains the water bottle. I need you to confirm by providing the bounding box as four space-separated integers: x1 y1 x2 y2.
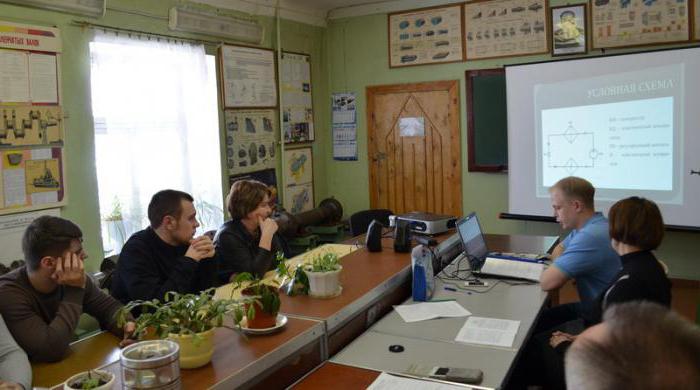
411 244 435 301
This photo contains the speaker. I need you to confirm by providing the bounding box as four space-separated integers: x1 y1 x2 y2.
365 219 383 252
393 219 411 253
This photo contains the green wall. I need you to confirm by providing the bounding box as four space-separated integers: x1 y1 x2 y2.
323 12 700 280
0 0 326 271
1 1 697 280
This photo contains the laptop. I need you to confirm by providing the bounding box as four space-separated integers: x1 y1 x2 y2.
455 212 544 282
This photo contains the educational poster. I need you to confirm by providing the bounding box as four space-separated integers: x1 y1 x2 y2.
0 147 64 212
464 0 549 60
388 4 465 67
0 105 63 148
219 45 277 108
0 21 61 53
591 0 690 49
332 93 358 160
224 109 277 175
0 208 60 264
0 51 59 104
696 3 700 40
281 52 314 144
228 168 280 206
283 147 314 213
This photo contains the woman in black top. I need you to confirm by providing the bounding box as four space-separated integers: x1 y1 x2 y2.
214 180 285 283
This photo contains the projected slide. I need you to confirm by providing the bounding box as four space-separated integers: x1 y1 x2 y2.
541 97 673 191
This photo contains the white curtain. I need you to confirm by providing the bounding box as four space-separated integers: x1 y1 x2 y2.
89 31 223 254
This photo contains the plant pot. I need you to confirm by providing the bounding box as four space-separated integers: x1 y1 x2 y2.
64 369 115 390
305 265 343 298
167 328 214 369
241 286 279 329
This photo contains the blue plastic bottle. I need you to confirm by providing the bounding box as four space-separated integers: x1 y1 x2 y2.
411 245 435 301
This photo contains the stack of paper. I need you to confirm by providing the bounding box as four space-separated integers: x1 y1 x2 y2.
394 301 471 323
455 316 520 348
368 372 470 390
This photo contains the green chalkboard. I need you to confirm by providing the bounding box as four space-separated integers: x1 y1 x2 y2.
466 68 507 172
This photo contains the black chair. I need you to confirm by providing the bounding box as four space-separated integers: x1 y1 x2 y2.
349 209 393 237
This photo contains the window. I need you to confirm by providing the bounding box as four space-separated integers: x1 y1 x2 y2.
90 32 223 254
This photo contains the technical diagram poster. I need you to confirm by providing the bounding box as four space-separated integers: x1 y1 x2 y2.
281 52 314 143
388 4 465 67
0 147 65 213
220 45 277 108
464 0 549 60
591 0 690 49
332 93 358 160
283 147 314 213
224 109 277 175
0 105 64 149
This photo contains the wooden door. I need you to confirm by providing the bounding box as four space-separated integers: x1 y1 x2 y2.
367 80 462 216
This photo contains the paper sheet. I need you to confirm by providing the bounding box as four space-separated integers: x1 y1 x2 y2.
0 50 30 102
394 301 471 323
455 316 520 348
368 372 468 390
29 53 58 104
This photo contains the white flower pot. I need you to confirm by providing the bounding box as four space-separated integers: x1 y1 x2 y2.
305 266 342 298
64 369 115 390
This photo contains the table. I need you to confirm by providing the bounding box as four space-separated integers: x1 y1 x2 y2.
33 317 324 389
329 234 558 389
292 362 381 389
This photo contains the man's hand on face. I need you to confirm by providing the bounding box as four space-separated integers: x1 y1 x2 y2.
51 250 86 288
185 235 215 261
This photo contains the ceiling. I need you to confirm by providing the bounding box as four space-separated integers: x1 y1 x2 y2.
197 0 464 26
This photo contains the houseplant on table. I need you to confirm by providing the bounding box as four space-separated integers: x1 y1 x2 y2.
64 369 115 390
303 252 343 298
232 272 282 329
116 288 249 369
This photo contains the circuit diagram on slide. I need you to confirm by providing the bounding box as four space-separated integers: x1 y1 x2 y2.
544 121 604 175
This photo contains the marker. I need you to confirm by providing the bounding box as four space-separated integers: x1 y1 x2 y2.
444 286 457 292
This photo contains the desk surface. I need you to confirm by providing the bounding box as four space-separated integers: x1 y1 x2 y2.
33 317 324 389
293 362 381 389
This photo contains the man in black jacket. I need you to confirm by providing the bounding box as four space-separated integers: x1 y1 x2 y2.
110 190 218 304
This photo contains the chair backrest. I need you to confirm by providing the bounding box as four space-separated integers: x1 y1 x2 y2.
349 209 393 237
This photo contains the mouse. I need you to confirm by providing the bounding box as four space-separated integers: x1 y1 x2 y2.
388 344 404 353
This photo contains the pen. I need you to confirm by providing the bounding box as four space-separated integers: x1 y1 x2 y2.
430 298 456 302
444 286 457 292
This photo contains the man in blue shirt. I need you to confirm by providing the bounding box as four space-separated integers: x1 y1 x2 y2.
539 176 620 328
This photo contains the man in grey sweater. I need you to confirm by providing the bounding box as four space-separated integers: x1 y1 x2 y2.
0 314 30 389
0 216 135 363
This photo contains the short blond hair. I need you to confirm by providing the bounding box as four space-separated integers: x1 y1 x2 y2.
550 176 595 209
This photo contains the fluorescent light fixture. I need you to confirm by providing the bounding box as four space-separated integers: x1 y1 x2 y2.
169 7 264 44
0 0 106 17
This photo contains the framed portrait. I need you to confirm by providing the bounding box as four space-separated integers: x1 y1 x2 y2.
550 4 587 56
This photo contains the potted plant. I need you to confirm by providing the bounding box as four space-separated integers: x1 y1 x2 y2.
303 252 342 298
64 369 115 390
116 289 249 369
233 273 281 329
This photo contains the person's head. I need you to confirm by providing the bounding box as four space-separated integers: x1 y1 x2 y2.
148 189 198 245
608 196 664 253
549 176 595 230
560 10 576 23
566 301 700 390
226 180 272 224
22 216 85 274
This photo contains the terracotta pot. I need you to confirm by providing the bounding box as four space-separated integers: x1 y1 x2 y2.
241 286 279 329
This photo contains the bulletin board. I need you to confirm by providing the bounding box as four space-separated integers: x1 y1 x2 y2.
281 51 314 143
0 20 66 215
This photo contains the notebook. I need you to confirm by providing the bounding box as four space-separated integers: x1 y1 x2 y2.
455 212 544 282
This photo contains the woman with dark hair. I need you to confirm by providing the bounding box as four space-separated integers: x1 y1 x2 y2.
214 180 285 283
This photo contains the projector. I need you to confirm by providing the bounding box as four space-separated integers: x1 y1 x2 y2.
389 212 457 235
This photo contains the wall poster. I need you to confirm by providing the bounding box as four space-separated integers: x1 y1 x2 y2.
695 2 700 40
228 168 279 205
0 147 64 211
219 44 277 108
224 109 277 175
591 0 690 49
281 52 314 143
464 0 549 60
282 147 314 214
388 4 465 67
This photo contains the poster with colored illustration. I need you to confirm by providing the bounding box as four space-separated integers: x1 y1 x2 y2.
283 147 313 213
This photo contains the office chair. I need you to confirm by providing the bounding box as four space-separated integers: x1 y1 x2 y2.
349 209 393 237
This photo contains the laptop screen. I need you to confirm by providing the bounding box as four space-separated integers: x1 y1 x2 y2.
456 212 488 261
